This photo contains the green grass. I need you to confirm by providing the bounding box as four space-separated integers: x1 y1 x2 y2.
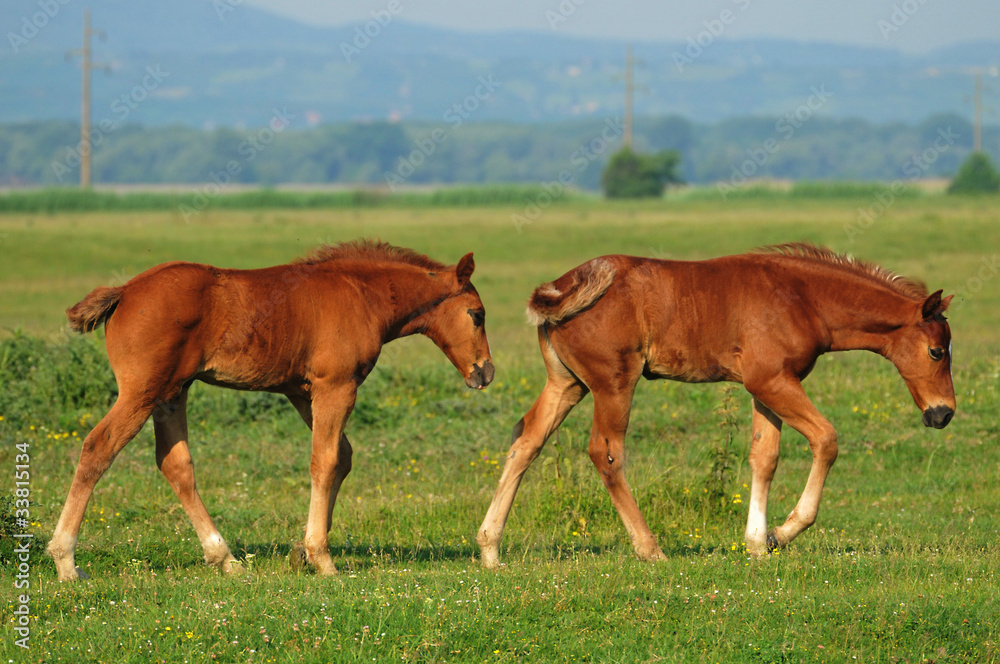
0 185 585 215
2 198 999 663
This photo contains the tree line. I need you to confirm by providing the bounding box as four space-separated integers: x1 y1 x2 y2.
0 113 994 189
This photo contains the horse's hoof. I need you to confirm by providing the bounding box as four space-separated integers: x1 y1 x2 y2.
75 566 90 580
289 544 309 571
479 548 501 569
641 548 667 563
222 559 244 575
765 532 781 552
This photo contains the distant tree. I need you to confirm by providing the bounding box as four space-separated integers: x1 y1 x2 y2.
947 152 1000 194
601 147 683 199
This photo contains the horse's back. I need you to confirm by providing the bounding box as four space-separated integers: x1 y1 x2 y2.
542 253 812 385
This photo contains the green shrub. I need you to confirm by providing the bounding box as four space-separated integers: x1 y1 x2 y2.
948 152 1000 194
0 331 118 430
601 147 682 199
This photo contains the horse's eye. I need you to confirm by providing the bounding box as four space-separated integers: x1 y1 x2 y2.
928 347 945 361
468 309 485 327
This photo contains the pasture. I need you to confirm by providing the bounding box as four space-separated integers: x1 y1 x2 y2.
2 196 999 662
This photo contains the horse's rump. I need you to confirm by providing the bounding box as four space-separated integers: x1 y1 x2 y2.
526 258 616 327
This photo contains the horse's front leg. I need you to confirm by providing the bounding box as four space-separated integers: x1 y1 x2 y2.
300 383 356 575
325 434 353 534
744 398 782 556
747 374 838 551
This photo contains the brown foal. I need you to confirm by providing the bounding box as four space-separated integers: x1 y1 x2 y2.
478 243 955 566
49 240 494 581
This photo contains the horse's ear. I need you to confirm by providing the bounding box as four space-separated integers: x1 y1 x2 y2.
922 289 952 319
456 252 475 286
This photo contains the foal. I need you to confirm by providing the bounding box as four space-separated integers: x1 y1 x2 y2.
49 240 494 581
478 243 955 566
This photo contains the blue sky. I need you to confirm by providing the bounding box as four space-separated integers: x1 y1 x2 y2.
250 0 999 53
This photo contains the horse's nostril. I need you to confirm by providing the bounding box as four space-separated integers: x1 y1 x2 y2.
924 405 954 429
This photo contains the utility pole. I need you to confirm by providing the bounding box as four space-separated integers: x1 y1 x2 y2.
973 71 983 153
624 44 634 148
67 10 107 188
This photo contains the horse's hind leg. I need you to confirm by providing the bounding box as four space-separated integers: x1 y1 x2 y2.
588 386 665 562
154 388 237 573
478 340 587 568
48 395 154 581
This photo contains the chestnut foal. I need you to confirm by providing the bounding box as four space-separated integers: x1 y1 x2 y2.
478 243 954 566
49 240 494 581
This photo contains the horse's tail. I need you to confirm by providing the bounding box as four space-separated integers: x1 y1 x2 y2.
526 258 616 327
67 286 124 333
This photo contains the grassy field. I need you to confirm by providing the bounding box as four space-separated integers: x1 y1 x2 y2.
2 197 999 663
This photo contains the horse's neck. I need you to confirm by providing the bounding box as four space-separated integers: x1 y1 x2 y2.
805 278 915 354
380 268 448 339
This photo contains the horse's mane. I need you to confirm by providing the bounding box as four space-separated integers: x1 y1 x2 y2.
754 242 928 299
295 239 446 270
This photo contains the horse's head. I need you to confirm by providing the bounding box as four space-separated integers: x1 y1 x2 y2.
419 253 495 390
887 290 955 429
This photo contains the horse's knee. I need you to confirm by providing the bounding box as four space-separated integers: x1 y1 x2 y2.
748 449 778 477
811 430 839 467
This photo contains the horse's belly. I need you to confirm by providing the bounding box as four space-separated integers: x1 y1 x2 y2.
197 356 302 393
644 346 743 383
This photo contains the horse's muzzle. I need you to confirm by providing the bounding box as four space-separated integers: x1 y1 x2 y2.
922 405 954 429
465 360 495 390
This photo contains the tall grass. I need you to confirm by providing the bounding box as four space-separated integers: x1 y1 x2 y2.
676 180 927 201
0 185 586 214
0 181 940 214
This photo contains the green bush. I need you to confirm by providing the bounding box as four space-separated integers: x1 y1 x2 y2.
601 147 682 199
0 331 118 430
947 152 1000 194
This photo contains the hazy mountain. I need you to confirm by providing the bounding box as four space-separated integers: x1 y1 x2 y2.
2 0 997 128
